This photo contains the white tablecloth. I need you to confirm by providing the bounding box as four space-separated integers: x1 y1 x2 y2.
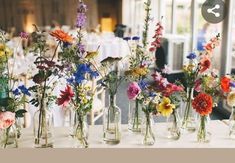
18 120 235 148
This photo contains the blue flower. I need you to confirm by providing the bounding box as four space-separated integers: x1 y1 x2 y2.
74 72 85 84
123 37 131 41
77 63 91 73
90 71 99 78
132 36 140 41
12 88 20 96
186 52 197 60
149 92 156 97
138 80 148 90
67 77 74 84
18 85 31 96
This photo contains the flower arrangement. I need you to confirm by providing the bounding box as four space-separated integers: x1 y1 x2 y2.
124 0 163 133
23 25 63 148
56 0 99 148
99 56 124 144
0 30 30 148
182 34 220 132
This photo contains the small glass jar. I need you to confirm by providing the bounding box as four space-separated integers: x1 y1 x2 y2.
229 106 235 139
73 112 89 148
103 94 121 145
0 124 18 148
128 99 143 133
181 87 197 133
33 104 53 148
166 109 181 140
197 115 211 143
142 113 155 146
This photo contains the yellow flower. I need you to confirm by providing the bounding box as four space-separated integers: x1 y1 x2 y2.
85 51 98 59
125 67 148 78
227 92 235 107
158 97 175 117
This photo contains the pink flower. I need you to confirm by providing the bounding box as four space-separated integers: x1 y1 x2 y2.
127 82 141 100
149 21 163 52
194 79 202 92
0 112 15 129
164 83 184 97
162 64 171 74
57 85 75 107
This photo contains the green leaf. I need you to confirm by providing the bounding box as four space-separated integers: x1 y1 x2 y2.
15 109 27 118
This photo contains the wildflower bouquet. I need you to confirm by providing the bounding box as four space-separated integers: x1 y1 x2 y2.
56 0 99 148
182 34 220 132
124 0 163 133
0 30 30 148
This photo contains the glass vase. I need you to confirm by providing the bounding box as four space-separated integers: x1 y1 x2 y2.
128 99 143 133
197 115 211 143
73 112 89 148
181 87 197 133
166 109 181 140
33 103 53 148
103 94 121 145
229 106 235 139
0 124 18 148
142 113 155 146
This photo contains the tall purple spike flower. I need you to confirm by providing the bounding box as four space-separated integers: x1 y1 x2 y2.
76 1 87 28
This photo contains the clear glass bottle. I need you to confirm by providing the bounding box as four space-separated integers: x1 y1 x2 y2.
103 94 121 145
142 113 155 145
33 101 53 148
197 115 211 143
0 124 18 148
166 109 181 140
73 112 89 148
229 106 235 139
128 99 143 133
181 87 197 133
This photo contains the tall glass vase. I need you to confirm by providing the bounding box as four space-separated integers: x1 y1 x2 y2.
229 106 235 139
166 109 181 140
33 101 53 148
103 94 121 145
197 115 211 143
73 112 89 148
142 113 155 145
0 124 18 148
181 87 197 132
128 99 143 133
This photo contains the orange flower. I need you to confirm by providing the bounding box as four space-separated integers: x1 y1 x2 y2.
200 56 211 73
50 29 73 43
221 76 231 93
192 93 213 116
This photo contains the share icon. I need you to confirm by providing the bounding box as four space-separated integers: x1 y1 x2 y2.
207 4 220 17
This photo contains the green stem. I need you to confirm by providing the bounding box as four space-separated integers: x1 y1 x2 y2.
4 127 10 148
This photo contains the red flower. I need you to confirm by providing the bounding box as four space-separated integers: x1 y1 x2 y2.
149 21 163 52
221 76 231 93
163 83 184 97
192 93 213 116
57 85 74 107
200 56 211 73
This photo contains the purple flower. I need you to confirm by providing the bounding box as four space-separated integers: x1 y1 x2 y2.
77 43 85 54
187 52 197 60
132 36 140 41
76 13 87 28
230 81 235 88
123 37 131 41
19 32 29 39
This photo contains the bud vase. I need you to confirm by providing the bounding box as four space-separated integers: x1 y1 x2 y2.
128 99 143 133
142 113 155 145
0 124 18 148
181 87 197 132
197 115 211 143
33 103 53 148
166 109 181 140
73 112 89 148
229 106 235 139
103 94 121 145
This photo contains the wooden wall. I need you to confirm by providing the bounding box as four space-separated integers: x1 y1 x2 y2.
0 0 100 34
